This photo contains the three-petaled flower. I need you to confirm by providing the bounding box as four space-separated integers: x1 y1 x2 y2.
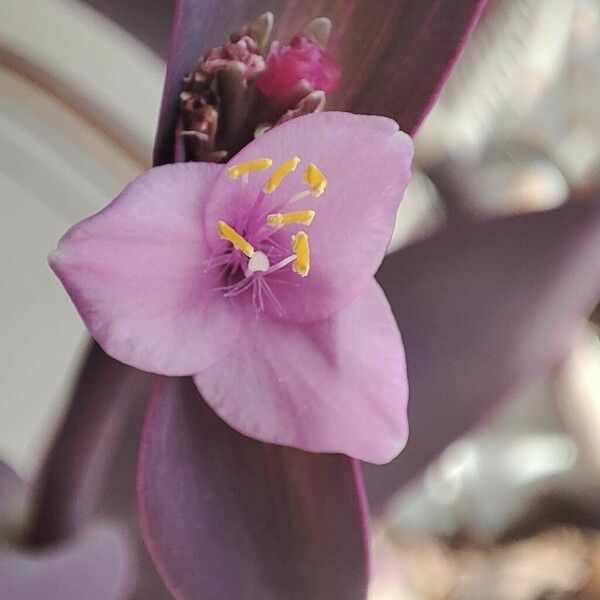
50 111 413 463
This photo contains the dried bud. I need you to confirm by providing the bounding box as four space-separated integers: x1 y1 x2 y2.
180 103 227 163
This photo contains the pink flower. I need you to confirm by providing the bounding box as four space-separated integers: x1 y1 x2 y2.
50 112 413 464
257 35 341 99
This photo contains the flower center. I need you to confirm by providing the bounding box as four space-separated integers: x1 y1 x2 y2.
210 155 327 313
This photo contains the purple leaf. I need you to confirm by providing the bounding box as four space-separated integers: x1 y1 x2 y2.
0 525 134 600
27 346 170 598
154 0 486 164
329 0 487 133
364 196 600 511
0 461 25 528
29 344 153 544
94 373 174 600
137 377 370 600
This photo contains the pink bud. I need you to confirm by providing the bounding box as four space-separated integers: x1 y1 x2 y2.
257 35 341 99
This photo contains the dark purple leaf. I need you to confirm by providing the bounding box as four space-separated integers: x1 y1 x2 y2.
138 377 370 600
364 196 600 511
154 0 486 164
95 375 173 600
28 344 152 544
1 460 137 598
83 0 175 58
26 345 170 598
330 0 487 133
0 525 134 600
0 461 25 529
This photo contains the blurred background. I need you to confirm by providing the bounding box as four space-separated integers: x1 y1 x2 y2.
1 1 600 598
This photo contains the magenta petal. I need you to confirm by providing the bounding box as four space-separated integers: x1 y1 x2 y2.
0 525 134 600
204 112 413 322
194 280 408 463
364 196 600 511
50 163 242 376
138 377 369 600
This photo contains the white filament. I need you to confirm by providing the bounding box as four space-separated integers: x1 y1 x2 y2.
247 250 270 273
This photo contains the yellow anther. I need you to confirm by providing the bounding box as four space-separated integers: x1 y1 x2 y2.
267 210 315 227
217 221 254 257
227 158 272 179
291 231 310 277
302 163 327 197
263 156 301 193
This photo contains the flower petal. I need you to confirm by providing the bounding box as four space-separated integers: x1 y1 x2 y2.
137 377 370 600
50 162 241 376
364 195 600 511
0 525 135 600
204 111 413 322
194 279 408 463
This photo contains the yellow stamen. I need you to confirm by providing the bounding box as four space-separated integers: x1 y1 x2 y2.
302 163 327 197
227 158 272 179
291 231 310 277
267 210 315 227
217 221 254 257
263 156 300 193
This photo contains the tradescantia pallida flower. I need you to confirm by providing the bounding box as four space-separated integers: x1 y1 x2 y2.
28 3 505 599
31 5 600 600
50 112 413 463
